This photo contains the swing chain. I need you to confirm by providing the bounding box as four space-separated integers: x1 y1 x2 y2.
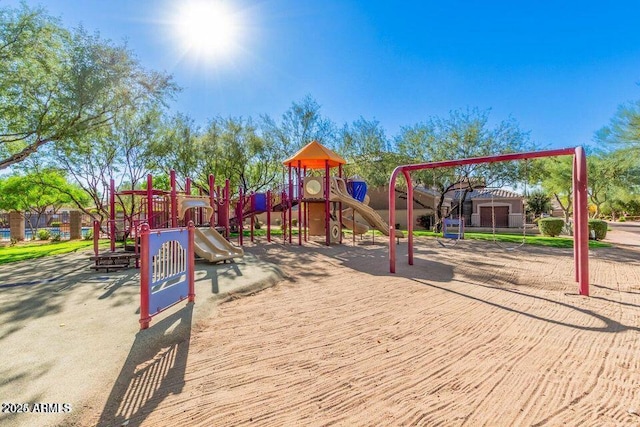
436 173 465 248
490 161 528 251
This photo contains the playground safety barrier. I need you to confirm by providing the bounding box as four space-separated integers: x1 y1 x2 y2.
139 222 195 330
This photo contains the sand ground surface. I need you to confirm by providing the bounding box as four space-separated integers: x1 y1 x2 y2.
60 226 640 427
0 226 640 426
0 250 282 427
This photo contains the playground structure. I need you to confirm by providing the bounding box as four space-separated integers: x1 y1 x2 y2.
281 140 402 246
388 147 590 296
91 170 245 270
90 140 401 270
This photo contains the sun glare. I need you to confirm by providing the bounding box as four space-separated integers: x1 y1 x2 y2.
172 0 241 63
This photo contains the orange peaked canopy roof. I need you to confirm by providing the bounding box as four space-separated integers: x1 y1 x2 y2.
282 140 346 169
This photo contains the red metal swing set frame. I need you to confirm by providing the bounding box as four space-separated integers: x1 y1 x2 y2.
388 147 589 296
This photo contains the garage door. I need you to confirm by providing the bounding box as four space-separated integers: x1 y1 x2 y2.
480 206 509 227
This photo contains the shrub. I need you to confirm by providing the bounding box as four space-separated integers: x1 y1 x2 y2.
49 221 61 227
37 229 51 240
84 228 94 241
538 218 564 237
51 233 61 242
254 219 262 230
588 219 608 240
292 218 298 227
417 214 433 229
618 216 627 222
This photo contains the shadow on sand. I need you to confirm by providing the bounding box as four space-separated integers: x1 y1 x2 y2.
95 304 193 427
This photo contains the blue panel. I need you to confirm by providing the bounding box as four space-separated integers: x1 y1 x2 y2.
251 193 267 212
347 179 368 202
149 275 188 314
146 228 191 315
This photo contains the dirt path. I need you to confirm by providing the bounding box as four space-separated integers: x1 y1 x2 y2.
78 238 640 426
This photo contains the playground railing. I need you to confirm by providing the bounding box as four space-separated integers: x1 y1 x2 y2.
139 222 195 330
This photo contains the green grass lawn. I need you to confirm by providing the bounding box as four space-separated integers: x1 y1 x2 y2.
0 240 108 265
234 227 610 249
0 228 610 265
410 230 611 249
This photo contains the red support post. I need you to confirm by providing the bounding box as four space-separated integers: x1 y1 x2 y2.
338 164 343 244
93 220 100 257
198 187 204 225
404 170 413 265
575 147 589 295
288 166 293 244
188 221 195 303
209 175 215 227
185 177 191 226
250 209 255 243
215 187 221 227
297 161 302 246
267 190 271 242
572 154 580 282
146 174 153 228
283 190 287 244
170 170 178 228
133 219 140 268
389 170 398 273
225 179 230 238
238 186 244 246
325 160 330 246
216 184 221 227
109 178 116 252
304 166 308 242
139 223 151 330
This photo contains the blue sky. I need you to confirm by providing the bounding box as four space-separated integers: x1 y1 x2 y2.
8 0 640 150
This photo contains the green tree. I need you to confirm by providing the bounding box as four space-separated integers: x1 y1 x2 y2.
110 107 167 220
395 108 533 227
336 117 394 187
201 117 280 194
531 157 573 223
0 170 89 235
526 190 552 217
601 189 640 220
149 113 201 188
261 95 337 158
596 100 640 150
0 3 175 170
587 150 634 218
150 115 282 197
38 106 170 226
41 131 118 224
594 96 640 218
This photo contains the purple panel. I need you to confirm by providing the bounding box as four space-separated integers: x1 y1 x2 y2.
146 228 190 314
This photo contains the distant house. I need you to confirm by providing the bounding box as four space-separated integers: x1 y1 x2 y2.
367 185 525 229
453 188 525 228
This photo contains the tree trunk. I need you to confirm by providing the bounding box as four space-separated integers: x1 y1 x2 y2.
434 191 446 232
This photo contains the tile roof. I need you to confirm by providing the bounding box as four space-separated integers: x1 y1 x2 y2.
454 188 523 199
